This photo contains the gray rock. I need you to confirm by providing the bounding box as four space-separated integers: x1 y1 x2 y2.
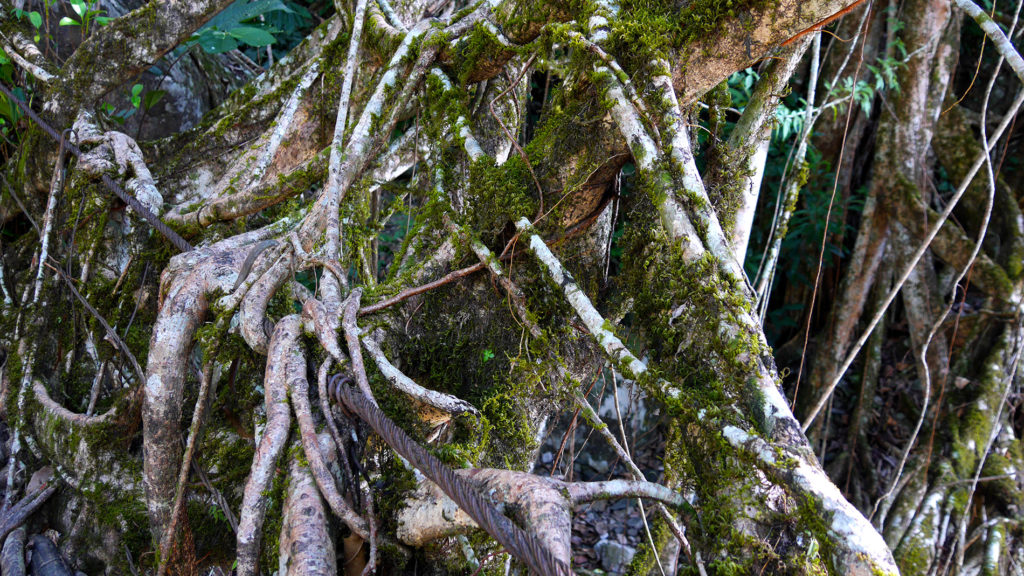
595 539 636 574
587 458 610 475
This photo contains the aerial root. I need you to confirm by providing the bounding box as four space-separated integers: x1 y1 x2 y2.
156 362 216 576
145 232 287 557
361 331 478 423
285 316 370 539
278 443 337 576
303 297 344 360
236 316 299 576
395 467 684 567
30 379 118 428
515 218 898 575
239 247 296 354
73 112 163 216
316 360 355 493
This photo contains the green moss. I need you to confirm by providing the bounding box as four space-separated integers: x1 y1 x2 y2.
606 0 773 72
464 155 537 241
620 213 760 406
895 531 932 576
375 452 419 537
625 520 671 576
259 457 289 570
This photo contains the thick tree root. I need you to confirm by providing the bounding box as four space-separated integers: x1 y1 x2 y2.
278 446 337 576
1 527 26 576
235 317 299 576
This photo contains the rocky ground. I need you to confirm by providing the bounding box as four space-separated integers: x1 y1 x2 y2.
532 374 668 575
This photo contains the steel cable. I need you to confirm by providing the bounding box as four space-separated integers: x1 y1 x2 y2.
0 81 193 253
329 375 570 576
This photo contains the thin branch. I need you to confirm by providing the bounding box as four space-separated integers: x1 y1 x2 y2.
358 263 485 315
45 259 145 385
156 362 215 576
954 0 1024 84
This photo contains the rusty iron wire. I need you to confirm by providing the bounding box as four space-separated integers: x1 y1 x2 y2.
329 375 570 576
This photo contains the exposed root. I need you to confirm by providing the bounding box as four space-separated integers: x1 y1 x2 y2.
361 332 478 419
156 362 216 576
395 467 684 567
1 527 26 576
278 443 337 576
238 249 296 354
145 232 285 552
285 315 370 539
235 316 299 576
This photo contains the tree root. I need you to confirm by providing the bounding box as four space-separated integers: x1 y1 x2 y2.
286 315 369 539
235 316 299 576
278 443 337 576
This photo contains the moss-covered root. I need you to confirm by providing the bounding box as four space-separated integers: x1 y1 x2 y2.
143 235 273 553
707 37 811 260
277 443 337 576
517 219 898 575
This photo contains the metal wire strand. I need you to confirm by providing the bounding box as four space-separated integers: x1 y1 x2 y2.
0 81 193 253
329 375 571 576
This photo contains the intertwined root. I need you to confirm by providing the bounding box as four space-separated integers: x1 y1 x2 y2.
0 0 942 572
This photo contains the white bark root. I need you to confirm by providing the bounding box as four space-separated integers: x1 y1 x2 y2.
285 317 370 539
278 444 338 576
235 316 299 576
516 219 899 576
362 332 479 419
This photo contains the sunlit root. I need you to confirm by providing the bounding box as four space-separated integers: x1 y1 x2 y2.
396 468 683 566
235 316 299 576
278 444 337 576
238 249 296 354
144 233 283 550
285 315 369 539
362 332 478 420
302 298 343 360
515 218 898 576
73 113 162 216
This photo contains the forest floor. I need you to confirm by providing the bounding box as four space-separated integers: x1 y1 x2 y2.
533 377 666 575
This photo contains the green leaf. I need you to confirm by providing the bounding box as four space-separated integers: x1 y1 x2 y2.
130 83 143 108
59 16 80 26
206 0 291 31
142 90 166 111
195 30 239 54
28 11 42 28
229 26 276 47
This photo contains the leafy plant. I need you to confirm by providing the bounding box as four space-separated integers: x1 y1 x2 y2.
728 68 759 109
190 0 299 55
100 83 164 126
58 0 113 37
0 51 23 128
773 98 807 142
12 9 44 43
